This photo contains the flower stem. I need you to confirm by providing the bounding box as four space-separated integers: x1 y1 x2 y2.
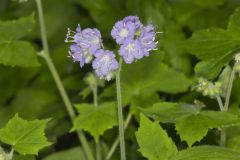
35 0 94 160
92 84 101 160
220 64 236 147
224 65 236 111
106 112 132 160
216 95 224 111
116 58 126 160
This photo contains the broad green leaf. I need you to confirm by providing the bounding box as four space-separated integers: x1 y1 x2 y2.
73 102 117 142
135 114 177 160
169 145 240 160
0 41 39 67
121 53 192 104
0 114 51 155
0 14 35 42
176 111 240 146
141 102 200 123
13 155 36 160
186 8 240 79
176 114 212 147
43 147 85 160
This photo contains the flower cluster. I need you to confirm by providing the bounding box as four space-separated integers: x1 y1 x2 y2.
65 25 119 81
111 16 157 64
195 78 222 98
65 16 158 80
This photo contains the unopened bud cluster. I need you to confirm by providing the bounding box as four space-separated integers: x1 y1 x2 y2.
195 78 222 98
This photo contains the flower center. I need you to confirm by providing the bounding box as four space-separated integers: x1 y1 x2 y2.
102 55 110 63
119 29 129 38
126 43 134 51
92 37 100 45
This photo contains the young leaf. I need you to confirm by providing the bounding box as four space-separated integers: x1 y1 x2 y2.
176 111 240 146
135 114 177 160
0 114 51 155
186 8 240 79
169 145 240 160
72 102 117 142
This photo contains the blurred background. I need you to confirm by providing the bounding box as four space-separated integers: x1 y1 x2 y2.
1 0 240 159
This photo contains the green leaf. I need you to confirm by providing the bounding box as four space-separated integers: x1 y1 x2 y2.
0 41 39 67
13 155 36 160
176 114 212 147
43 147 85 160
0 114 51 155
186 8 240 79
176 111 240 146
169 145 240 160
135 114 177 160
73 102 117 142
121 53 192 104
0 14 35 42
141 102 200 123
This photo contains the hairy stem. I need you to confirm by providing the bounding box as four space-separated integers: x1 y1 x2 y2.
93 84 101 160
116 58 126 160
216 95 224 111
224 65 236 111
106 113 132 160
220 64 236 147
35 0 94 159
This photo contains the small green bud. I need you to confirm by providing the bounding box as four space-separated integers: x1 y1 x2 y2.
195 78 222 98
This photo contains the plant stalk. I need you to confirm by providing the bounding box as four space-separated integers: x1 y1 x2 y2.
220 64 236 147
35 0 94 159
93 84 101 160
106 113 132 160
115 58 126 160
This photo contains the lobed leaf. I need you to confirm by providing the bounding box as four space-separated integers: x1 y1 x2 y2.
186 8 240 79
72 102 117 142
0 114 51 155
135 114 177 160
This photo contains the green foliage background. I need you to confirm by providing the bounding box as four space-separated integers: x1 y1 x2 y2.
1 0 240 159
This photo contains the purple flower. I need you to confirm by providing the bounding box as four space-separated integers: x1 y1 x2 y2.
119 39 144 64
111 16 158 64
139 24 157 55
111 20 136 45
92 50 119 81
76 28 102 55
69 44 93 67
66 25 102 55
123 16 143 28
